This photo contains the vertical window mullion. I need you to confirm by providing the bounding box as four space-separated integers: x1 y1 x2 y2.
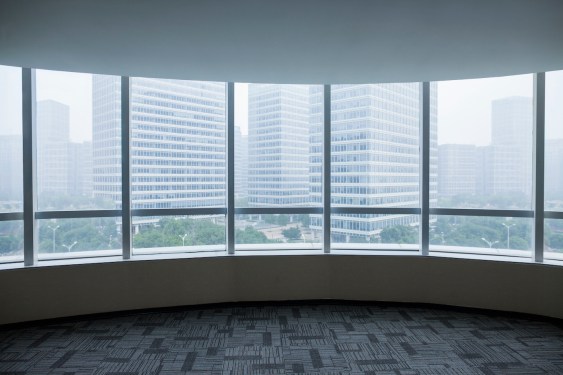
227 82 235 255
22 68 37 266
420 82 430 256
533 73 545 263
323 84 331 253
121 76 132 259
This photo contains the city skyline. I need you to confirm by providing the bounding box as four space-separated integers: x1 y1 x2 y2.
3 67 563 144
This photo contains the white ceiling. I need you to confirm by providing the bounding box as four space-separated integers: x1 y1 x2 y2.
1 0 563 84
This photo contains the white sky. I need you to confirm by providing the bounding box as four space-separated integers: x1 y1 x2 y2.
1 67 562 144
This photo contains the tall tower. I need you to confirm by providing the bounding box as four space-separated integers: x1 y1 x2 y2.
438 144 477 197
234 126 248 199
37 100 70 196
0 135 23 206
247 84 311 207
93 77 226 213
489 96 533 199
68 141 93 197
312 83 436 242
92 75 122 208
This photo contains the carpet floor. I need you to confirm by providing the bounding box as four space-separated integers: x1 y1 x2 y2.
1 302 562 374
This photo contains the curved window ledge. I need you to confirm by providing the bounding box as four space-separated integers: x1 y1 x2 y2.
3 245 561 272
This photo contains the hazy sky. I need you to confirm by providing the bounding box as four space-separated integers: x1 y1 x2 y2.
1 66 562 144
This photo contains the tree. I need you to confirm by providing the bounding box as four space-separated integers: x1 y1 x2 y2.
236 226 271 244
282 227 302 241
380 225 417 244
548 233 563 250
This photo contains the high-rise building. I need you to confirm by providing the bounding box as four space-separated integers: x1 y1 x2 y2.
488 96 533 198
92 77 226 212
92 75 122 208
438 144 477 197
234 126 248 199
546 139 563 202
247 84 311 207
311 84 438 242
68 141 93 197
37 100 70 195
0 135 22 205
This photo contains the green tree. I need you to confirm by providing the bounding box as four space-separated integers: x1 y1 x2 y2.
548 233 563 250
236 226 271 244
282 226 302 241
380 225 417 244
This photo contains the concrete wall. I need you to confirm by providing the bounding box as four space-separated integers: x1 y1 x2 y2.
1 0 563 84
1 255 562 324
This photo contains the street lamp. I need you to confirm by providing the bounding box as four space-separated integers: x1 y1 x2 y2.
108 234 113 248
62 241 78 252
502 222 515 249
179 233 188 247
47 224 60 253
481 237 499 249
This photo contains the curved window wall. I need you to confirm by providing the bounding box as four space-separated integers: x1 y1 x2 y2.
0 66 561 266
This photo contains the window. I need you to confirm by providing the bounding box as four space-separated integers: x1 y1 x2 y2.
429 216 532 257
0 67 560 266
37 218 121 260
330 83 422 248
544 70 563 261
36 69 122 211
132 215 225 254
130 77 227 255
0 65 23 262
433 75 533 210
235 83 323 250
331 214 419 250
0 66 23 213
131 78 226 210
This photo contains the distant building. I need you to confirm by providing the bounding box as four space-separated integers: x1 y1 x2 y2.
247 84 311 207
0 135 23 206
37 100 70 195
92 77 226 212
92 75 122 207
439 96 534 204
488 96 533 197
235 126 248 199
68 141 93 197
438 144 477 197
311 83 438 242
546 139 563 203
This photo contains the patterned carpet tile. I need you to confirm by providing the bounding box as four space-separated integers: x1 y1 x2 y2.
1 304 562 374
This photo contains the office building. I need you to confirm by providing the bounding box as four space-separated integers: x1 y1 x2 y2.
93 77 226 211
438 144 477 197
37 100 70 195
247 84 311 207
0 135 22 206
234 126 248 199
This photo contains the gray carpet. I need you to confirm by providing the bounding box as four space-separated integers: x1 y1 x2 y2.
1 303 562 374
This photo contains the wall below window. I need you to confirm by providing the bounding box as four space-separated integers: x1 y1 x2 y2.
1 255 562 325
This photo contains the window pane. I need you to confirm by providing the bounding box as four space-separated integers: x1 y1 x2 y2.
331 214 419 251
132 215 225 254
331 83 423 208
429 216 532 257
235 83 322 207
545 70 563 211
0 220 23 262
36 69 122 211
0 66 23 212
131 78 226 209
329 83 423 245
235 214 322 250
545 219 563 260
433 75 533 209
37 218 121 260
